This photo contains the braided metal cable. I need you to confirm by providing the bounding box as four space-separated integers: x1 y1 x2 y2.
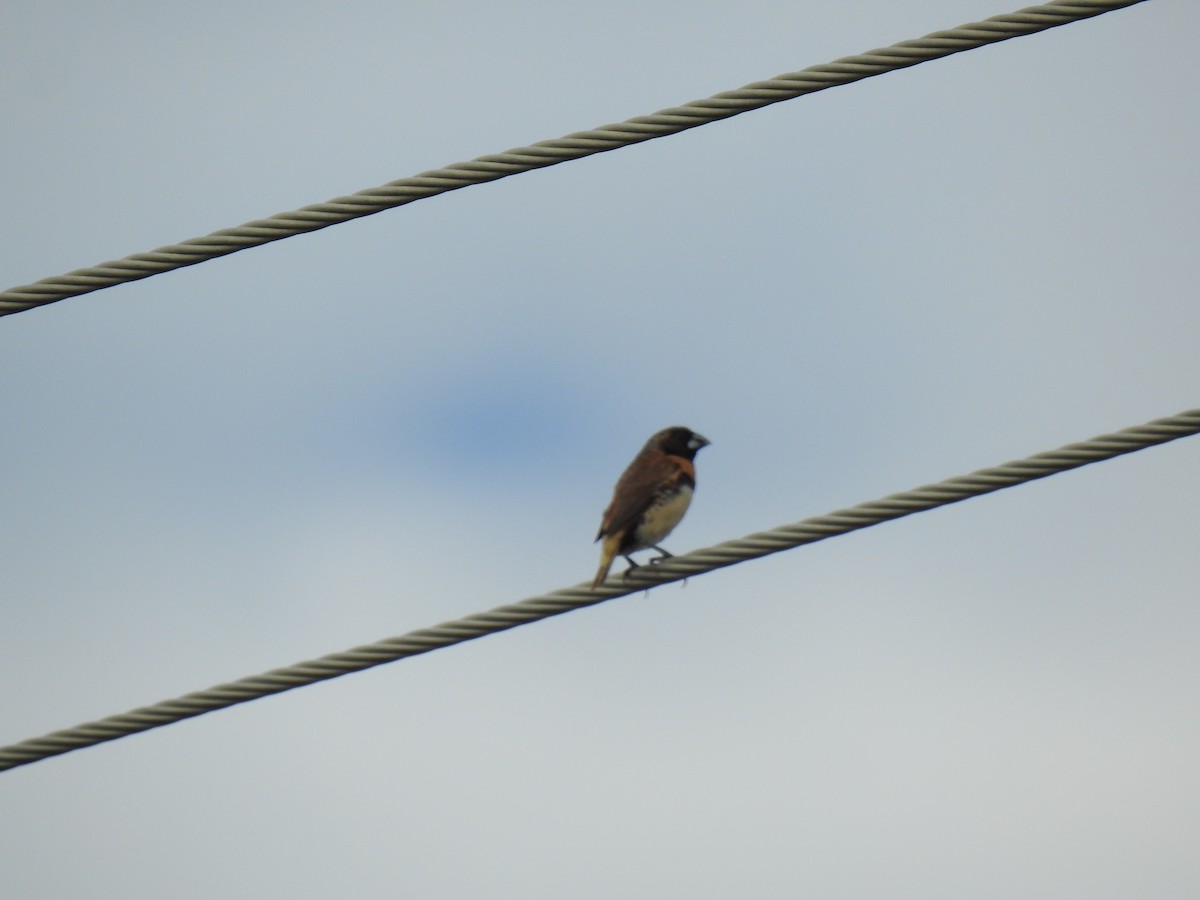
1 406 1195 772
0 0 1149 317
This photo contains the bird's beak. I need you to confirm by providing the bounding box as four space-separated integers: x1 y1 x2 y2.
689 433 711 450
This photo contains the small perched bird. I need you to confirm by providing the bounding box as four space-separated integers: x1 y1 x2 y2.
592 426 710 588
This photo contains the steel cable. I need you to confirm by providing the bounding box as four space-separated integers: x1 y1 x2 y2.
1 405 1195 772
0 0 1149 317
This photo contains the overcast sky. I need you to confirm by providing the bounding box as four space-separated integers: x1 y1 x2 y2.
3 1 1198 897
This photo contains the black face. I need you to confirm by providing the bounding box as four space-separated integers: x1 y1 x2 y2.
653 426 710 460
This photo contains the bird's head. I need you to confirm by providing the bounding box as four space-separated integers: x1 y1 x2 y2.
651 426 710 460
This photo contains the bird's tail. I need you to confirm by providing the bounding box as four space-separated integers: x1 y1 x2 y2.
592 534 620 588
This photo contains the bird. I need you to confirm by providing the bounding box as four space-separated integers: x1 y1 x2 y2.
592 426 710 588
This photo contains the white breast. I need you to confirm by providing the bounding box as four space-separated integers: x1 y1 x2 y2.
633 485 694 549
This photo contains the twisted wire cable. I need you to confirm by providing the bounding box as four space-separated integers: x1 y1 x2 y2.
0 0 1149 317
1 405 1195 772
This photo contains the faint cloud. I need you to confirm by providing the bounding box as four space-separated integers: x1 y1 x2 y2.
376 352 608 487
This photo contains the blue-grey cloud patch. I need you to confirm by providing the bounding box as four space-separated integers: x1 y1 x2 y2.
355 352 611 491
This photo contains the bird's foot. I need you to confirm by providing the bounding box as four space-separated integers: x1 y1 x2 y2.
649 546 673 566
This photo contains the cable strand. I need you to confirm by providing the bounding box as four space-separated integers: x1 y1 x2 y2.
1 405 1195 772
0 0 1150 317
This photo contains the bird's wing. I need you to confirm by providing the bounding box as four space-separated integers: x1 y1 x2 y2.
596 452 691 541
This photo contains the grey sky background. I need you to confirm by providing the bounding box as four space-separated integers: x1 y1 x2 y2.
3 1 1198 896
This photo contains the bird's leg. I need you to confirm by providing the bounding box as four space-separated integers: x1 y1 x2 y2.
647 545 688 587
621 555 641 579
